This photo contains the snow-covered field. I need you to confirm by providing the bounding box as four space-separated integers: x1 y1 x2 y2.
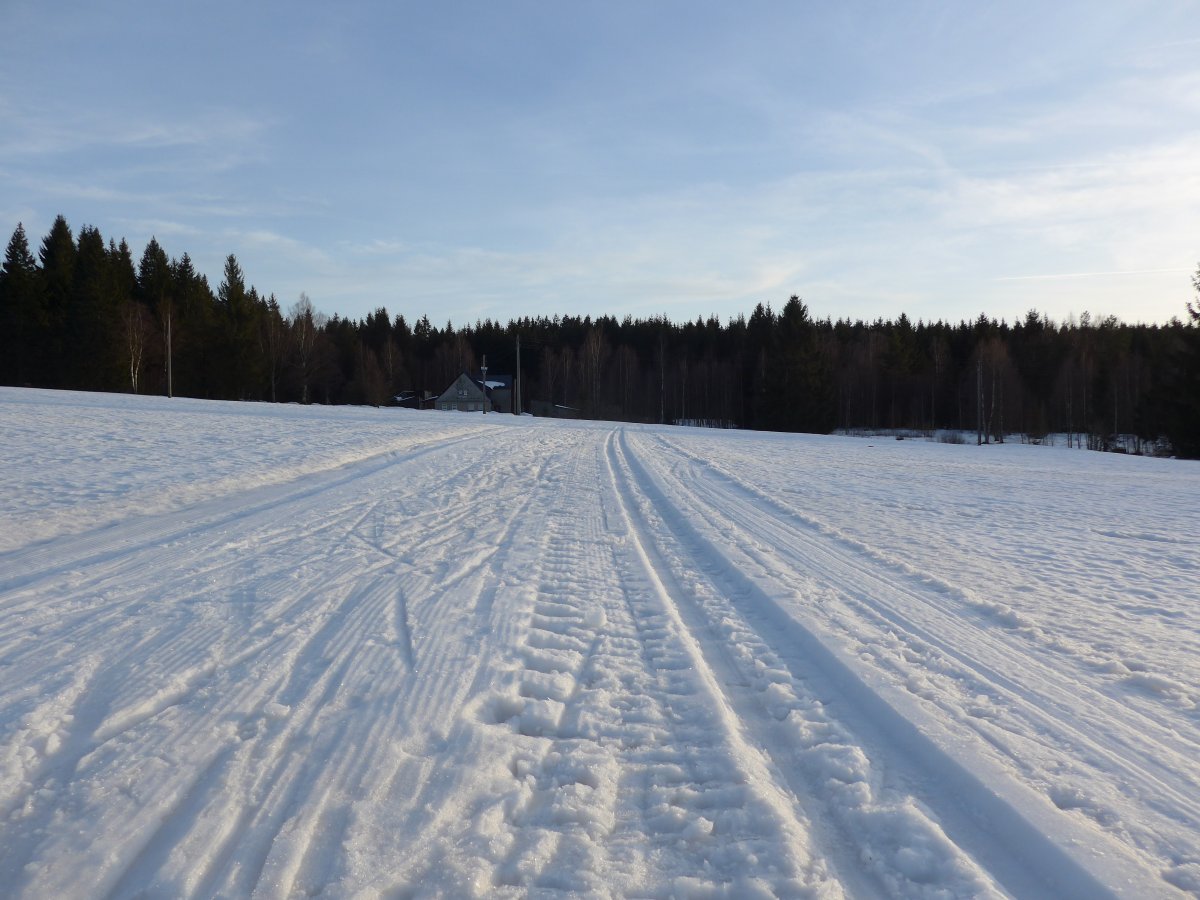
1 387 1198 899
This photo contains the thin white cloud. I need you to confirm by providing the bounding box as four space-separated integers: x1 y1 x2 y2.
110 218 200 240
5 3 1198 328
939 137 1200 233
997 269 1192 282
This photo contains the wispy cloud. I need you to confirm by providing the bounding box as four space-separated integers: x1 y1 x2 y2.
997 268 1192 282
937 136 1200 238
5 3 1197 327
0 100 270 164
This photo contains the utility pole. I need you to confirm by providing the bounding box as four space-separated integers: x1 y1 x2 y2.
481 354 488 414
659 326 666 425
976 356 983 445
165 301 173 399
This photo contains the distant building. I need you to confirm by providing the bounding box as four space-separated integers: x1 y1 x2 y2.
484 374 513 414
393 390 436 409
435 371 515 413
436 373 490 412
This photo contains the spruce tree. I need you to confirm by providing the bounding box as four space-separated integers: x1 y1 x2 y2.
0 224 43 386
170 252 216 398
765 296 836 433
37 215 77 387
216 254 262 398
69 225 124 390
138 238 173 395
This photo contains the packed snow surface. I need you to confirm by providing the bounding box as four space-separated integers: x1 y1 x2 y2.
1 387 1198 898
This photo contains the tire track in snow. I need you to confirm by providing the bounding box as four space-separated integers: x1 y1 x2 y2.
609 428 999 898
0 428 491 597
273 432 566 897
396 426 834 897
618 428 1167 898
650 431 1200 745
1 426 544 897
364 429 604 897
0 429 501 730
602 429 840 897
167 430 550 898
4 553 401 895
640 429 1200 893
460 437 624 895
333 430 588 897
0 430 495 700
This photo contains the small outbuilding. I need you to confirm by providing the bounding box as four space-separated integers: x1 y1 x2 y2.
393 390 436 409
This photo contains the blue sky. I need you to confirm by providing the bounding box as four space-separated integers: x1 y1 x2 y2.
2 1 1198 326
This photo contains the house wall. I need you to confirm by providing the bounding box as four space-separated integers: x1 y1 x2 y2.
437 399 487 412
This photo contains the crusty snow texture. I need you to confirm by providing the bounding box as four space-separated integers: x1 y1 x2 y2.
1 388 1198 898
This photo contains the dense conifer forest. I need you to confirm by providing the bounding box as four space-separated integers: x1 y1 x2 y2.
3 215 1198 456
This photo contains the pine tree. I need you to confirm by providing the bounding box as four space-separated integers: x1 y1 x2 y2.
170 253 216 397
37 215 77 386
762 297 836 433
69 225 123 390
0 224 43 386
138 238 173 395
744 303 776 429
216 254 262 398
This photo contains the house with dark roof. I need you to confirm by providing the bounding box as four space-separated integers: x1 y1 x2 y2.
435 372 513 413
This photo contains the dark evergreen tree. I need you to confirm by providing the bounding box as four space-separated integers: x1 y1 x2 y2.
68 225 124 390
763 296 837 433
743 302 776 429
215 254 262 399
37 215 77 387
0 224 43 386
1011 310 1060 437
137 238 173 395
170 253 216 398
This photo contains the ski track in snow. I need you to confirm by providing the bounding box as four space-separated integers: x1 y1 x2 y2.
1 388 1198 898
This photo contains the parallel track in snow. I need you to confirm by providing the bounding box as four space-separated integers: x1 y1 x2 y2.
624 427 1185 897
1 404 1194 898
635 429 1200 881
0 427 492 598
600 429 835 897
0 425 543 897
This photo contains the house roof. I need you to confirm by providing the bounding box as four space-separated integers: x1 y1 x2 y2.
435 371 513 405
436 372 488 404
479 374 512 390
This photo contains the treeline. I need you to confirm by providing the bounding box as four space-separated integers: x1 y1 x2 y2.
3 215 1198 456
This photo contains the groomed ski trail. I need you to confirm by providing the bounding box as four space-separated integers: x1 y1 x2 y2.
1 393 1196 898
